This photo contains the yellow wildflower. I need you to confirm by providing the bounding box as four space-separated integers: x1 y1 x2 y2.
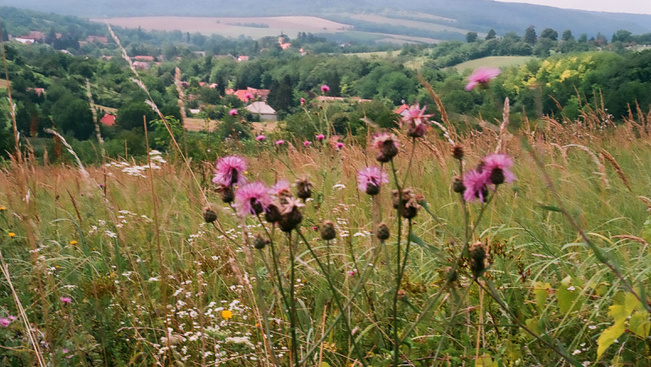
0 206 6 211
9 232 15 237
70 240 78 245
221 310 233 320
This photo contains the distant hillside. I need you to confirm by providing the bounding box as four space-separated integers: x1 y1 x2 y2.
1 0 651 39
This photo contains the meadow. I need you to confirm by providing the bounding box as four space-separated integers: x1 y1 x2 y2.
1 94 650 366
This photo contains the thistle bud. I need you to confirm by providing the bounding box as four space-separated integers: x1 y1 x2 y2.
452 176 466 194
253 234 269 250
320 221 336 241
451 145 464 160
215 184 234 204
397 289 407 300
469 242 487 279
264 203 282 223
445 266 458 283
295 178 313 200
202 206 218 223
376 222 390 241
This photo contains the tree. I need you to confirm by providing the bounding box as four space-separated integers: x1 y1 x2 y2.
540 28 558 41
562 30 575 42
465 32 478 43
524 26 537 45
612 29 633 43
51 95 94 140
485 29 496 40
116 102 157 131
267 75 294 113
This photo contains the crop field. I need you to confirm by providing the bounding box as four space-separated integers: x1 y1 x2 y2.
346 14 472 35
93 16 352 39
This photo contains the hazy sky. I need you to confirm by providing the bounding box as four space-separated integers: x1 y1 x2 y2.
497 0 651 15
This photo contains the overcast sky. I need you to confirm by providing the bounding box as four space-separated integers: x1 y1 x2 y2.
496 0 651 15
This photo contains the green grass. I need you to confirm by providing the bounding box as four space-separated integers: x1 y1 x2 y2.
0 116 650 366
451 56 536 72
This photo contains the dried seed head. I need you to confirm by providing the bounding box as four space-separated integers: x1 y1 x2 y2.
202 206 218 223
469 242 487 279
278 198 304 232
320 221 336 241
215 184 234 204
376 222 391 241
253 234 269 250
392 188 421 219
452 176 466 194
397 289 407 300
295 178 313 200
452 145 464 160
374 133 399 163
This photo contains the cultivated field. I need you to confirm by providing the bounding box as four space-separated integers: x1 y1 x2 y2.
93 16 352 39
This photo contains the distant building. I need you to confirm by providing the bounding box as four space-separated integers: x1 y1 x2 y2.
133 55 155 62
86 35 109 44
226 87 270 103
28 87 45 97
395 103 410 117
245 101 277 121
237 55 250 62
132 61 150 70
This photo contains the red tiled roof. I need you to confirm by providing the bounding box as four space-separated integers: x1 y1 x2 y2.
100 114 116 127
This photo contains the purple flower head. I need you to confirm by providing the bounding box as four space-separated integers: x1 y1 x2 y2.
465 67 501 91
213 156 247 187
402 104 433 138
336 142 344 150
321 84 330 93
245 93 254 100
300 98 306 105
462 169 490 203
0 317 12 328
275 140 285 145
316 134 325 141
60 297 72 304
256 135 266 141
303 140 311 147
481 153 516 185
357 166 389 196
234 182 271 217
270 180 291 198
229 108 238 116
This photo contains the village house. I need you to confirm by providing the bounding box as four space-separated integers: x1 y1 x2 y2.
245 101 277 121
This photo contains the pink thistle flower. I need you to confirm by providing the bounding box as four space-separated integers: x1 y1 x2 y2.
245 93 254 100
462 169 490 203
229 108 238 116
213 156 247 187
357 166 389 196
0 317 12 327
275 140 285 145
402 104 433 138
300 98 306 105
60 297 72 304
270 180 291 197
465 67 501 91
303 141 311 147
336 142 344 150
316 134 325 141
481 153 516 185
256 135 266 141
234 182 271 217
321 84 330 93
